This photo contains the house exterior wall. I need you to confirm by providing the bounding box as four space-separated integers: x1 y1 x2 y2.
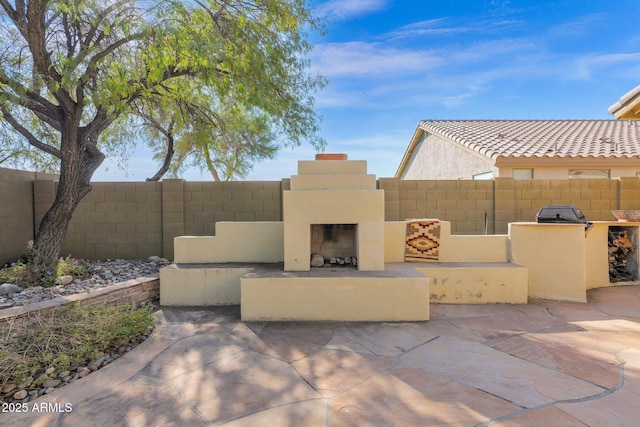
400 134 496 180
496 158 640 179
400 132 640 180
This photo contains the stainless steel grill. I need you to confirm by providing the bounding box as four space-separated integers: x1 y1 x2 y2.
536 205 588 224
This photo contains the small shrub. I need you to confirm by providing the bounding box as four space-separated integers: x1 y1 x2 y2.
56 255 93 280
0 243 93 288
0 302 154 389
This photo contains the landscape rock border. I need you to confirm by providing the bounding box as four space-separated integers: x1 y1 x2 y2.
0 274 159 328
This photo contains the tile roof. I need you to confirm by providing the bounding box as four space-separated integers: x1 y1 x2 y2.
417 119 640 160
608 85 640 119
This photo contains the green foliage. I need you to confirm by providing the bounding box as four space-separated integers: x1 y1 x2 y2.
0 243 93 288
132 0 327 180
0 302 154 389
0 0 325 176
0 0 326 261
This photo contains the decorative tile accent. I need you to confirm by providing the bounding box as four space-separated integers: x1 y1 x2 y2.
405 219 440 261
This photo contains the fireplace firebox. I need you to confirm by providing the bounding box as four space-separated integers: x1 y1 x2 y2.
310 224 357 267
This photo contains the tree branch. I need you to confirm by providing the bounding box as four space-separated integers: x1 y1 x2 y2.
202 146 221 181
82 106 112 143
0 0 20 24
146 128 175 181
0 72 62 130
78 33 142 88
25 0 76 112
83 0 130 47
1 106 61 158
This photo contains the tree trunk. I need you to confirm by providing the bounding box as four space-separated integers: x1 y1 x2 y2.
146 133 174 181
34 131 105 264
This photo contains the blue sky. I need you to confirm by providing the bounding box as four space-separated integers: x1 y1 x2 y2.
94 0 640 181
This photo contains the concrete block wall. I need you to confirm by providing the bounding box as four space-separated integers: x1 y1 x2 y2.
31 178 284 261
0 168 57 266
0 168 36 265
496 179 620 233
33 181 164 260
619 177 640 210
379 178 495 234
183 181 283 237
162 180 184 260
2 165 638 261
382 177 631 235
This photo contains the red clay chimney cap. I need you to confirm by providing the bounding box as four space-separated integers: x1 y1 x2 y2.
315 153 348 160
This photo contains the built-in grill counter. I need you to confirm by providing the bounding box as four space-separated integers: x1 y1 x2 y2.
509 211 640 302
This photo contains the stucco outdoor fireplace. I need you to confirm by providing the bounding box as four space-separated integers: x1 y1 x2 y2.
283 153 385 271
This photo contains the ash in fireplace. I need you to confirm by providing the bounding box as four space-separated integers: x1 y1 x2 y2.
310 253 358 268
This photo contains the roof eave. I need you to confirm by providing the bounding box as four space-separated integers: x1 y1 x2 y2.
395 124 427 178
609 85 640 119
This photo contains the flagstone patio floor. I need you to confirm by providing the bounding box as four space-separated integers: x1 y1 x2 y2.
3 285 639 426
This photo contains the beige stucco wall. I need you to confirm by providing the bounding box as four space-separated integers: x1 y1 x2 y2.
160 264 252 305
509 223 587 302
384 222 407 262
283 160 386 271
298 159 368 175
174 222 284 263
384 220 508 262
437 221 508 262
416 263 528 304
290 174 376 190
401 134 496 180
241 275 430 321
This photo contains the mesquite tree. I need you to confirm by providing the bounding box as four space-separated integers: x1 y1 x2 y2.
134 93 279 181
0 0 325 263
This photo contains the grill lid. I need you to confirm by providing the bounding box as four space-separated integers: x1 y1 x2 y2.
536 205 588 224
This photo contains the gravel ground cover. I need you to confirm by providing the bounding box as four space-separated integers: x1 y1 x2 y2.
0 258 169 309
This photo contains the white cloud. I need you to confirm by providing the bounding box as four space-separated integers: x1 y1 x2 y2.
314 85 366 108
574 52 640 80
545 13 607 40
384 17 524 40
312 41 441 78
310 35 547 111
383 18 460 39
314 0 388 21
